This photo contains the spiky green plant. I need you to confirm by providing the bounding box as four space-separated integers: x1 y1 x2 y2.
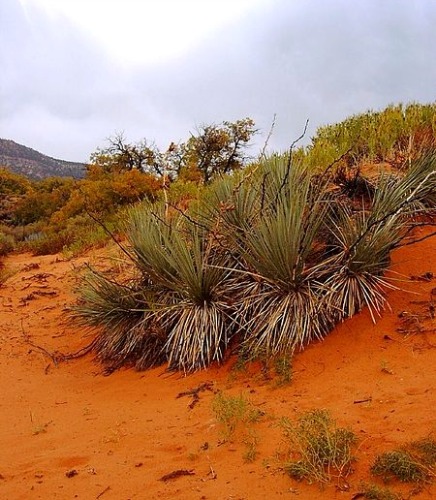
234 159 334 356
322 204 400 320
73 199 239 371
322 153 436 322
72 270 166 370
128 204 238 371
73 146 435 372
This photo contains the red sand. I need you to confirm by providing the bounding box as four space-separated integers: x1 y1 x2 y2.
0 228 435 499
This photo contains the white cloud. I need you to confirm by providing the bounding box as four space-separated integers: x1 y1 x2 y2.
1 0 435 161
19 0 270 67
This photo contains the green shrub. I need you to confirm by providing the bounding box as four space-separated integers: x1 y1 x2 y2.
212 392 263 439
371 437 436 483
305 102 436 172
280 409 356 484
357 482 402 500
73 151 436 372
0 232 16 256
212 391 263 461
371 451 427 483
25 230 73 256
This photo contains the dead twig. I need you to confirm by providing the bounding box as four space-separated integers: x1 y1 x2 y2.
20 318 96 368
353 397 372 404
259 113 276 160
208 465 217 480
96 486 111 499
159 469 195 482
176 381 215 409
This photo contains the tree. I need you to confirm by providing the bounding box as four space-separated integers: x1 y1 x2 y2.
89 133 164 176
181 118 257 183
88 118 257 184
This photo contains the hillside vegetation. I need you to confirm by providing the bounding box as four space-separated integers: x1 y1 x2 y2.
74 151 436 370
0 138 85 180
69 102 436 372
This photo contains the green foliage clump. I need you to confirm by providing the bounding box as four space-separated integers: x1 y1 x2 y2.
0 231 15 256
24 215 115 256
371 437 436 483
212 391 263 461
73 148 436 371
212 392 263 439
357 482 402 500
371 451 427 483
304 102 436 172
280 409 356 485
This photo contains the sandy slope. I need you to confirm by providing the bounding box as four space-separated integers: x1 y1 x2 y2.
0 229 435 500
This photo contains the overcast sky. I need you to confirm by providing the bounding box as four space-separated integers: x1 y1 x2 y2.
1 0 435 162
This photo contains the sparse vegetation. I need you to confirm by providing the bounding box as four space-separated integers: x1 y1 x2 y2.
357 482 402 500
280 409 356 485
303 103 436 172
371 451 428 483
0 103 435 370
371 437 436 483
2 102 436 499
212 392 263 440
243 429 260 463
212 391 263 462
273 356 293 386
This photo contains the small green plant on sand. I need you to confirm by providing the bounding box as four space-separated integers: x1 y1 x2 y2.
280 409 356 485
274 355 292 386
212 392 263 462
371 436 436 483
409 437 436 466
243 429 260 463
212 392 263 440
357 482 402 500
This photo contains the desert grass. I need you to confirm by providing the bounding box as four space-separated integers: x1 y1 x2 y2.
280 409 356 485
371 436 436 483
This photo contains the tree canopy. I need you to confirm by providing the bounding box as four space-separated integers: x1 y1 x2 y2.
89 118 257 184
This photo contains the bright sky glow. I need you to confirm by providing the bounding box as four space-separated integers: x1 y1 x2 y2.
19 0 267 66
4 0 435 161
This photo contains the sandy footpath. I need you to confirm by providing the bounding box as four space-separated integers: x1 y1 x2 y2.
0 229 435 499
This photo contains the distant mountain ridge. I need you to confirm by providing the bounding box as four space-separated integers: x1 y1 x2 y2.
0 138 86 180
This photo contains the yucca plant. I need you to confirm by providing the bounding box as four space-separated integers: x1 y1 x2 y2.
72 270 167 370
72 143 435 372
74 200 239 372
322 204 400 321
233 159 335 357
323 153 436 321
128 204 238 371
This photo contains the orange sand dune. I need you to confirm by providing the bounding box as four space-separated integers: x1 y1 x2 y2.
0 228 435 499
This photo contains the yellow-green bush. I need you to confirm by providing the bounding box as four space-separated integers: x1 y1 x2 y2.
0 168 30 195
304 102 436 172
0 231 15 256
